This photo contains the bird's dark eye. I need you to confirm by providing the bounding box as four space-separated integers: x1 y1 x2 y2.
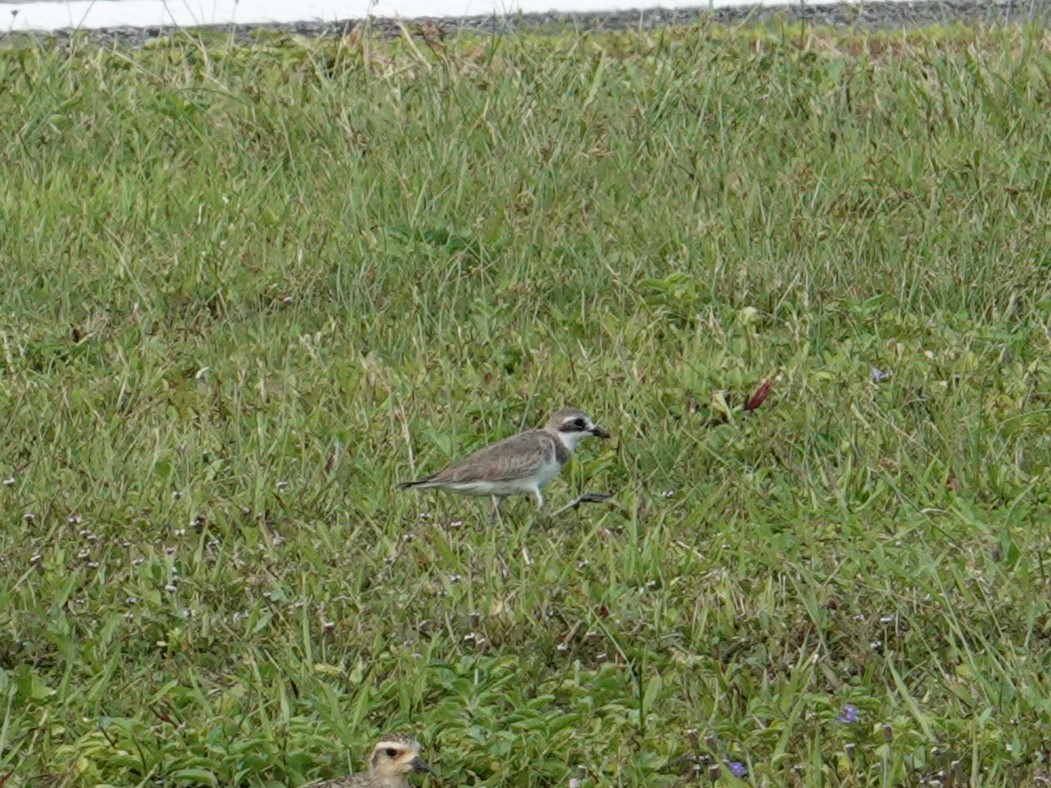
385 748 398 758
562 418 586 431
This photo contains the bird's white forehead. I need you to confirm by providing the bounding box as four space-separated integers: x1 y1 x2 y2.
374 735 420 752
558 412 590 428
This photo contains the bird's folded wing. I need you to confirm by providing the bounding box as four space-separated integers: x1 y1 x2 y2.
426 431 554 483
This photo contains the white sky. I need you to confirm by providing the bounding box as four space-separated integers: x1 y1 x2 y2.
4 0 875 33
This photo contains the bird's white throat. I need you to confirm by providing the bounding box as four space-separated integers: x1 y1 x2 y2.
556 429 591 452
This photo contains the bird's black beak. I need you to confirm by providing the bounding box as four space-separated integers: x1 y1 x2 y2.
591 425 610 439
411 756 434 775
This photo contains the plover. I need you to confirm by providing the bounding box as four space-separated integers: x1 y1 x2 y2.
305 733 432 788
398 407 610 513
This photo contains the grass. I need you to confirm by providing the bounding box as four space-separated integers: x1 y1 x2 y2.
0 18 1049 786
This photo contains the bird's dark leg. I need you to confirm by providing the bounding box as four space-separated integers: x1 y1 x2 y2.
550 491 613 518
490 495 506 524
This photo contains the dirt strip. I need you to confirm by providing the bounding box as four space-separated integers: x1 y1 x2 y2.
1 0 1048 46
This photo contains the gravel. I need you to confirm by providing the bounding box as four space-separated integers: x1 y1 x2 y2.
1 0 1049 47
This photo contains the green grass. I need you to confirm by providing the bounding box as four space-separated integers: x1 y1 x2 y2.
1 19 1050 786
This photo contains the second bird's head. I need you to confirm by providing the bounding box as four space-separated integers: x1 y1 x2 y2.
369 734 433 779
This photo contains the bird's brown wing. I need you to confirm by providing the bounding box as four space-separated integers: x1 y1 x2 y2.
413 430 556 484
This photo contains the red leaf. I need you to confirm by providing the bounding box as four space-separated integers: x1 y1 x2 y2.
745 378 773 412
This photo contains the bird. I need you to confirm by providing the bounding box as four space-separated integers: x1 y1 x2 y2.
304 733 433 788
397 407 609 514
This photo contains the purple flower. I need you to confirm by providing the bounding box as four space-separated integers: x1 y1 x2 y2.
727 760 747 778
837 704 859 724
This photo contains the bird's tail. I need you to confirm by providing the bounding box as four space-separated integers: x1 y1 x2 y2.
396 476 433 490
